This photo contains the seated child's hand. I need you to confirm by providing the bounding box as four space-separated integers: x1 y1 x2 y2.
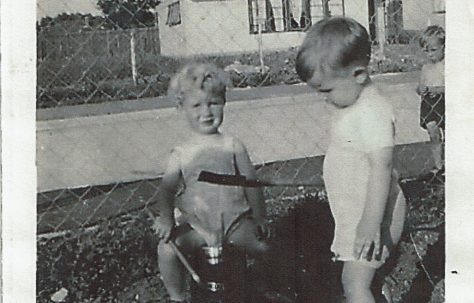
354 220 381 261
152 217 174 242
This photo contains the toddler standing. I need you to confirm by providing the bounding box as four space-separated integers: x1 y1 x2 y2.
417 25 445 173
296 17 407 303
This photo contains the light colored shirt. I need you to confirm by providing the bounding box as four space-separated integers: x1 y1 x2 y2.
420 60 445 87
323 84 399 260
173 135 250 235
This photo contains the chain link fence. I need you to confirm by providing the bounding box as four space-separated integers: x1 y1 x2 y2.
37 0 445 302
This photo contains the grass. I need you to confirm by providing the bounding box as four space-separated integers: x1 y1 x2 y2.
36 157 444 302
37 180 444 302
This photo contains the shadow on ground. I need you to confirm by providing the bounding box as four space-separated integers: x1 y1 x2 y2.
115 198 343 303
261 199 342 303
37 142 444 302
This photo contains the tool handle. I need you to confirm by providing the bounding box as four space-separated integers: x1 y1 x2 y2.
145 208 202 284
168 242 201 284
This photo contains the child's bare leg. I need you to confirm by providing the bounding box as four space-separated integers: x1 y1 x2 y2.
341 261 377 303
382 283 393 303
438 127 445 168
370 269 393 303
158 241 187 301
226 217 269 256
426 121 443 169
226 217 273 295
226 218 293 303
157 227 205 301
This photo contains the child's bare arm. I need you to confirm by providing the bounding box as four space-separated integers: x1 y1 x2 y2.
426 85 445 94
416 66 428 95
354 146 393 260
234 140 266 219
152 151 181 242
233 140 268 232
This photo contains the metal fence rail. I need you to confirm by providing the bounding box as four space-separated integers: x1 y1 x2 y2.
37 0 442 109
36 0 445 302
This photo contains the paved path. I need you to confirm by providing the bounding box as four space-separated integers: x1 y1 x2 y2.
37 72 426 192
37 72 419 120
38 141 434 234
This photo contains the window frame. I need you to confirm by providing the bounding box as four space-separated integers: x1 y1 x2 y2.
248 0 345 34
166 1 182 27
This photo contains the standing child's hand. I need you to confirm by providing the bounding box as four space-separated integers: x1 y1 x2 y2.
254 217 272 240
152 217 175 243
416 84 429 96
354 220 381 261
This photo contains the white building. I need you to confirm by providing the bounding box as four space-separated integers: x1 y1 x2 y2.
402 0 445 30
157 0 443 57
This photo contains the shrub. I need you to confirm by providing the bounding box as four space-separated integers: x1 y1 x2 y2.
37 45 424 109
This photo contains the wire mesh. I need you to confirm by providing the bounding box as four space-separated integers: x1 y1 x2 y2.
37 0 445 302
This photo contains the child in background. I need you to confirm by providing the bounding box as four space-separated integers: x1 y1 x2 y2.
151 63 270 303
417 26 445 173
296 17 407 303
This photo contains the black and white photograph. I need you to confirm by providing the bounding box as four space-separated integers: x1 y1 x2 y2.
1 0 474 302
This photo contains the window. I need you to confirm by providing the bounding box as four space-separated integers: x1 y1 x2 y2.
248 0 345 34
166 1 181 26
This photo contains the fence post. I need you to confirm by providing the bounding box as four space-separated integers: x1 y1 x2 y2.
130 29 138 85
376 0 386 56
258 18 265 74
253 0 265 73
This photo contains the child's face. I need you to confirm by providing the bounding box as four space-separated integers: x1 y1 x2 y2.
180 90 225 135
423 38 445 63
307 68 365 108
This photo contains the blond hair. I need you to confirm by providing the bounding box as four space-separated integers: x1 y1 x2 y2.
167 63 231 104
419 25 445 48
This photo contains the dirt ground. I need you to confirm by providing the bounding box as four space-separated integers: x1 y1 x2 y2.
116 190 443 303
37 142 444 303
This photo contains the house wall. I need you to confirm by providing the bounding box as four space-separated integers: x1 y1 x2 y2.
159 0 308 56
182 0 262 55
344 0 370 31
158 0 372 57
36 73 426 192
402 0 443 30
158 0 445 57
